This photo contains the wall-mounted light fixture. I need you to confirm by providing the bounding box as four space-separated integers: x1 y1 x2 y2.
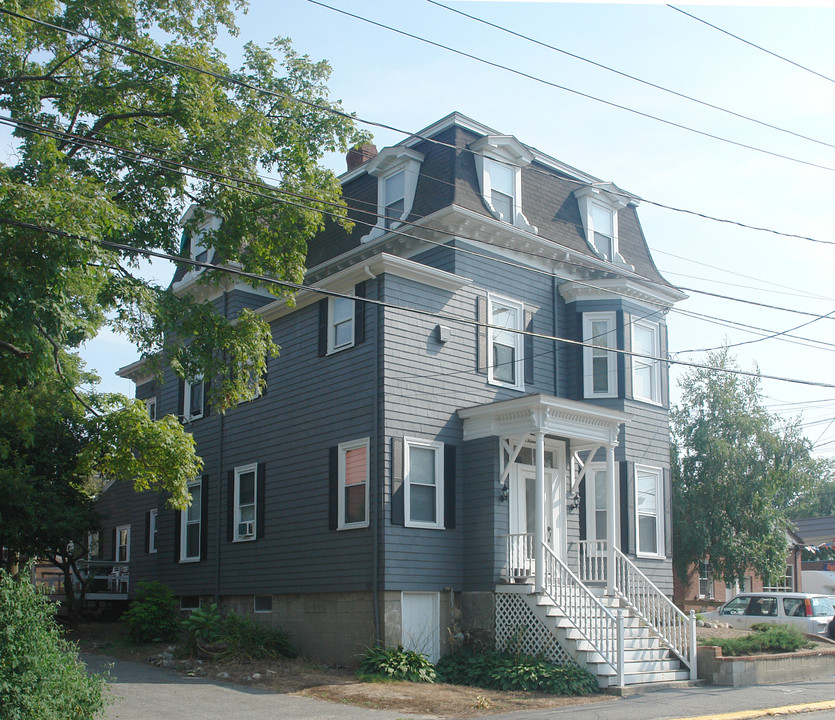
568 492 581 512
499 483 509 502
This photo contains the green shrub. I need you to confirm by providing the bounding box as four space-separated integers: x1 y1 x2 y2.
181 604 297 661
437 650 598 695
703 624 813 657
122 581 180 643
0 569 108 719
359 646 437 683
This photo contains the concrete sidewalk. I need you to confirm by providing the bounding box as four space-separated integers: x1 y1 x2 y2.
84 653 835 720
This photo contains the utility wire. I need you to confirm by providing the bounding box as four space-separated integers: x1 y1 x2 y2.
5 214 835 391
427 0 835 151
7 113 835 355
306 0 835 175
4 7 835 249
668 5 835 85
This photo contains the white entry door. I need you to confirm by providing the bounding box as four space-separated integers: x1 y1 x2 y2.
509 462 566 561
401 592 440 663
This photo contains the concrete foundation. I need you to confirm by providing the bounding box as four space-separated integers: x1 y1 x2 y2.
698 644 835 686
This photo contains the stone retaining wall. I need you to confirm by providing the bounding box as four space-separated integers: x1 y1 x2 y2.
698 644 835 686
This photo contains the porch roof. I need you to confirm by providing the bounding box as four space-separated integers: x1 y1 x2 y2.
457 394 630 446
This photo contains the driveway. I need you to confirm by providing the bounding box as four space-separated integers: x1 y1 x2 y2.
82 654 431 720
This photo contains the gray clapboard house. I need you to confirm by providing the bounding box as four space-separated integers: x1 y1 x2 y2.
104 112 695 687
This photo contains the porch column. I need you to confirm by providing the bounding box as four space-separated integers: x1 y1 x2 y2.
606 442 617 596
535 430 545 594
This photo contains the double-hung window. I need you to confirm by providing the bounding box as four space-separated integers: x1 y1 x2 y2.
631 320 661 404
146 397 157 421
485 159 515 223
184 376 204 420
635 465 663 557
404 438 444 529
586 466 608 542
574 186 628 264
328 295 355 353
487 294 524 390
180 478 202 562
234 463 257 541
148 509 158 554
338 438 369 529
116 525 130 562
699 562 714 599
383 170 405 229
582 312 617 398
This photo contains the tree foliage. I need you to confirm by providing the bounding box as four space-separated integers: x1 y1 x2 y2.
672 348 816 586
0 0 363 542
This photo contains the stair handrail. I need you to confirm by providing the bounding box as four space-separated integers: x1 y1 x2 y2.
611 546 697 679
541 543 621 678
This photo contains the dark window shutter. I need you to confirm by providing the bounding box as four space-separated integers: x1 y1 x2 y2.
178 379 185 419
226 470 235 542
354 282 366 346
620 461 636 554
391 437 404 525
659 322 669 408
476 296 488 375
113 528 118 561
328 446 339 530
257 463 266 539
318 299 328 357
260 366 268 396
145 511 151 554
664 467 673 558
444 444 456 530
622 313 633 400
524 308 534 386
578 479 587 542
174 510 182 563
203 380 211 417
200 475 209 561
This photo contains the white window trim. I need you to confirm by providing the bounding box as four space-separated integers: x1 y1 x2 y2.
116 524 131 563
487 293 525 391
149 509 158 554
233 462 258 542
584 464 609 543
631 319 662 405
634 464 664 559
470 135 537 234
180 478 202 563
361 147 425 243
184 376 204 421
582 312 618 399
574 186 631 267
145 397 157 421
404 437 445 530
338 438 370 530
327 292 355 354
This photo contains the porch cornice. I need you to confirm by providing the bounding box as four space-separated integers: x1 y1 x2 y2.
457 394 630 445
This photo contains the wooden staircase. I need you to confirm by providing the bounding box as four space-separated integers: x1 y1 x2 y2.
496 583 692 688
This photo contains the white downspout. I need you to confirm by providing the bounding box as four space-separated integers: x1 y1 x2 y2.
535 431 546 594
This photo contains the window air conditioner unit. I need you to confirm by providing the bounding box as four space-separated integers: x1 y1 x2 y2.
237 521 254 537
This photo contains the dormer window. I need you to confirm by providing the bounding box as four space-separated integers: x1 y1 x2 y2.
574 184 633 266
469 135 537 234
361 148 424 242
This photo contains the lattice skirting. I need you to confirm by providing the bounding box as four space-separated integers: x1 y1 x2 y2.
494 593 574 666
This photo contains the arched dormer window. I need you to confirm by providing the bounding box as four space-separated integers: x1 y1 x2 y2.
574 183 634 268
361 147 424 243
469 134 537 234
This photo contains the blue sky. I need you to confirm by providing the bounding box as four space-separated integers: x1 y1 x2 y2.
77 1 835 455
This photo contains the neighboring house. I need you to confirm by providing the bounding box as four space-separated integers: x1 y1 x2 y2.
102 112 692 688
794 516 835 594
672 530 804 612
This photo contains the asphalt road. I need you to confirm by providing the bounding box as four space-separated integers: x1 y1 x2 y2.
84 653 835 720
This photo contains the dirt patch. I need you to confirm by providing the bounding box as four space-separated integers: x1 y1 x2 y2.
69 621 613 718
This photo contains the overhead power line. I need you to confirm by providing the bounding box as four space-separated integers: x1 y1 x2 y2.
306 0 835 175
427 0 835 151
6 112 835 355
4 214 835 392
3 7 835 249
668 5 835 85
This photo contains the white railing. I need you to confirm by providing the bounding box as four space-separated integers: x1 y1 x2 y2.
612 547 697 679
575 539 608 583
505 533 535 581
541 544 621 682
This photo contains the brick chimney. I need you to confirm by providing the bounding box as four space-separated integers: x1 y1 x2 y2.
346 142 378 171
